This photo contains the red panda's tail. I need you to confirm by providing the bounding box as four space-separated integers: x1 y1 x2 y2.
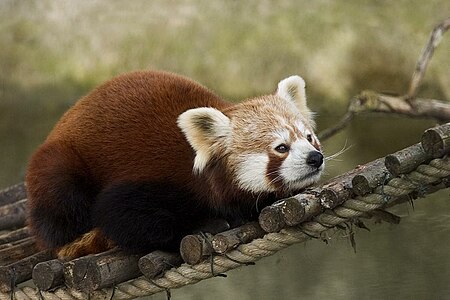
26 140 97 251
56 228 114 259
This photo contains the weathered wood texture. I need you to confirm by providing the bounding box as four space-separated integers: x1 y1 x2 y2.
32 259 66 291
181 222 267 265
421 123 450 157
0 199 27 230
139 251 183 279
0 183 26 207
0 227 30 246
211 222 265 254
179 219 232 265
385 143 430 176
64 249 141 292
0 237 38 265
259 198 305 233
319 166 366 209
351 158 390 196
180 233 214 265
0 250 53 292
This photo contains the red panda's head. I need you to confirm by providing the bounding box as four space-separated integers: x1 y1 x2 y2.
178 75 323 196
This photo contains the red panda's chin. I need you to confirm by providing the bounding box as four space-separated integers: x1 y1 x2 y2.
282 168 323 193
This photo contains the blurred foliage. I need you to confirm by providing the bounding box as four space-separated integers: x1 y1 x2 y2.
1 0 449 186
1 0 449 99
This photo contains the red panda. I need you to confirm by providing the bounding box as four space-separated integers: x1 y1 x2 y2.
25 71 324 259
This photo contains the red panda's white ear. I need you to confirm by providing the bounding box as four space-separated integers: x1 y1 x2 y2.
177 107 231 173
276 75 313 122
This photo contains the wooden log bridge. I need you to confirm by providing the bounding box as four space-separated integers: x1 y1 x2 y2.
0 122 449 300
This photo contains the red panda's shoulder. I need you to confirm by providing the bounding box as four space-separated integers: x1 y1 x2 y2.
48 70 231 140
45 70 232 184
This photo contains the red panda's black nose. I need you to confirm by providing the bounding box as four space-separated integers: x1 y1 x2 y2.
306 151 323 168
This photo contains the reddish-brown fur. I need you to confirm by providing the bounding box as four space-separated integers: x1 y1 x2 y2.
46 71 229 187
26 71 265 257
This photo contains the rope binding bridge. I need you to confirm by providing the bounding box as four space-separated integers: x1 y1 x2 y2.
0 122 448 299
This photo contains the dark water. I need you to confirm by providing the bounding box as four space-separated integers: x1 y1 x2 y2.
2 100 449 299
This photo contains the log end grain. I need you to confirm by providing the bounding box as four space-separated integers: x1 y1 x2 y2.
384 143 429 176
384 155 402 176
138 251 182 279
210 235 229 254
319 189 339 209
258 206 284 233
180 235 205 265
351 175 371 196
281 198 305 226
32 259 65 291
421 127 449 157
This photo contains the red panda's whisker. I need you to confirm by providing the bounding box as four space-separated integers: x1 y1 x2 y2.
325 140 352 162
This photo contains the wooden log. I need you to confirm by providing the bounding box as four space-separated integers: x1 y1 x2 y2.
259 186 340 234
385 143 430 176
0 227 29 246
258 198 305 232
318 165 370 209
352 158 391 196
0 183 26 207
293 191 323 220
138 251 183 279
211 222 265 254
258 205 285 233
0 250 53 292
179 218 233 265
0 235 34 251
0 199 27 230
0 237 38 265
180 232 214 265
64 249 141 292
421 123 450 158
32 259 66 291
279 198 305 226
181 222 266 265
319 183 352 209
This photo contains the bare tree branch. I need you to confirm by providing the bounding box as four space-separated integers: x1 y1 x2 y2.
407 18 450 99
351 91 450 121
319 18 450 141
319 91 450 141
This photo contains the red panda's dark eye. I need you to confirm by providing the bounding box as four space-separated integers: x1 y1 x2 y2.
275 144 289 153
306 134 313 142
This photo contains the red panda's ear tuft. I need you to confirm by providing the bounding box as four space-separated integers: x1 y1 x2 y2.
276 75 314 123
177 107 231 173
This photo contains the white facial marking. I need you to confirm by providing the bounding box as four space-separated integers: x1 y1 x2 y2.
272 128 290 143
295 120 306 134
278 139 324 191
235 153 274 193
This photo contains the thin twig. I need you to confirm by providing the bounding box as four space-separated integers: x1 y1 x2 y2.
407 18 450 99
318 19 450 141
318 111 355 140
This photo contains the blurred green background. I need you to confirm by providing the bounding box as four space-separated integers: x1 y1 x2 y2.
1 1 449 299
